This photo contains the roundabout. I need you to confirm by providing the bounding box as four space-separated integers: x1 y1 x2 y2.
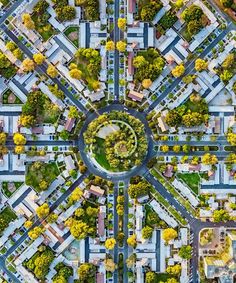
78 104 154 180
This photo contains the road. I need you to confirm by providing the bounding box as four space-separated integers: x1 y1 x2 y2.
112 0 120 101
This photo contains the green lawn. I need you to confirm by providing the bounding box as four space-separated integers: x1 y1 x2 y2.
1 207 17 222
0 0 9 7
26 162 60 192
156 273 172 282
177 173 200 195
3 89 23 105
94 137 111 170
64 26 79 47
2 182 23 198
31 12 56 41
0 207 17 235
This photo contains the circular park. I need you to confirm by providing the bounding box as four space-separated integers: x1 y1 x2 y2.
83 111 148 172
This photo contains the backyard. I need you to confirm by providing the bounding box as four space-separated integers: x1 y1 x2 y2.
2 182 23 198
31 12 57 41
64 26 79 47
2 89 23 105
177 173 200 195
0 206 17 235
94 137 112 171
25 162 60 192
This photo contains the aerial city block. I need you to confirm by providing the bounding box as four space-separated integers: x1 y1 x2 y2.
0 0 236 282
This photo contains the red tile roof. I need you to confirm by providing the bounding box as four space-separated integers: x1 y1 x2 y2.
65 118 75 132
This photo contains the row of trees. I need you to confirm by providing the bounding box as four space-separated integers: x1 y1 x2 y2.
105 40 127 52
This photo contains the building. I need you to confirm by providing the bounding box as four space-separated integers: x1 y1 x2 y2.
128 89 144 102
89 185 105 197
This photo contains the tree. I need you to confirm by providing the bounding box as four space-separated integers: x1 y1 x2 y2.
56 6 76 22
22 13 35 29
13 48 23 60
179 245 192 259
19 114 36 128
68 106 79 119
28 226 44 239
222 53 234 69
33 53 45 65
39 180 48 191
145 271 156 283
67 219 89 240
173 145 181 153
104 258 117 272
127 234 137 248
36 203 50 218
162 228 177 243
220 69 233 82
166 279 178 283
6 42 17 51
227 131 236 146
13 133 26 145
183 74 195 84
165 110 181 127
69 68 82 79
126 254 136 268
195 59 208 72
142 79 152 89
172 64 185 77
105 40 115 51
161 145 169 153
15 145 25 154
105 238 116 250
128 180 151 199
68 187 83 205
221 0 233 8
116 41 126 52
166 264 182 276
133 56 147 68
22 58 35 72
47 65 58 78
24 220 33 229
47 213 58 223
213 209 230 222
202 153 218 165
78 263 96 282
117 18 126 30
0 133 6 145
175 0 183 8
142 226 153 239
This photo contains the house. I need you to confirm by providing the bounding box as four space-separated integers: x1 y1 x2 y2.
164 164 174 178
64 155 76 172
89 185 105 197
158 116 169 133
64 118 75 132
128 89 144 102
